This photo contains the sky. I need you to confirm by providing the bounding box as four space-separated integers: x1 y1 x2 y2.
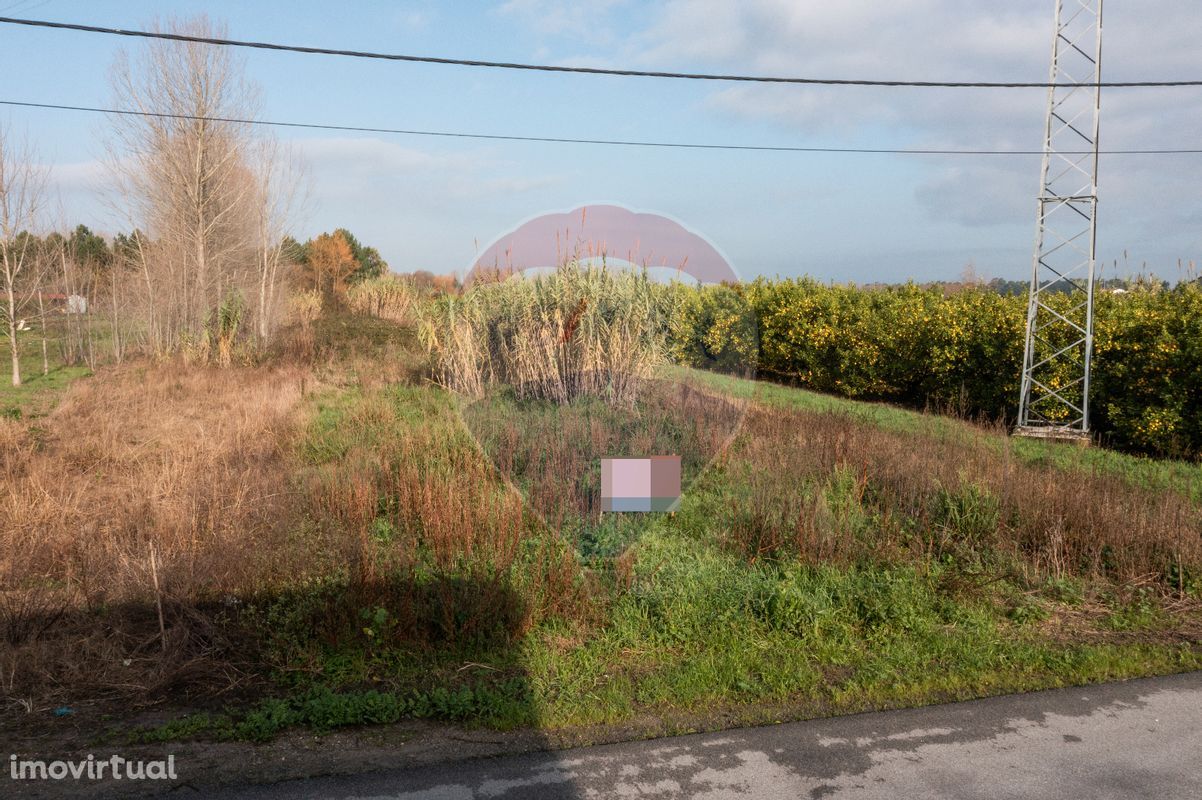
1 0 1200 283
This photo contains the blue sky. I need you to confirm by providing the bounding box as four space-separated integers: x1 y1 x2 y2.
1 0 1200 282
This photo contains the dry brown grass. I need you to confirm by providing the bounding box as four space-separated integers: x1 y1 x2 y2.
464 378 745 531
1 359 314 704
3 362 311 599
294 385 597 648
0 339 589 708
345 276 415 324
723 405 1202 587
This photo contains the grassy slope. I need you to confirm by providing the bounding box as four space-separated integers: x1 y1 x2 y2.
128 333 1202 744
678 365 1202 504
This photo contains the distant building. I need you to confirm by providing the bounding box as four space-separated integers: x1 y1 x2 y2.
42 293 89 314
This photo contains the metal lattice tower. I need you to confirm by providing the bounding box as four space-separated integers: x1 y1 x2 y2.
1016 0 1103 439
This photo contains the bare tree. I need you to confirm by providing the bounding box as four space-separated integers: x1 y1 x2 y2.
250 135 306 342
105 15 263 355
55 230 103 369
0 127 49 387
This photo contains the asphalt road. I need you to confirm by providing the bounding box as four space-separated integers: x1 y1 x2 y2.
192 671 1202 800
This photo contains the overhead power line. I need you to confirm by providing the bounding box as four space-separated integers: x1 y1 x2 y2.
4 99 1201 156
2 15 1202 89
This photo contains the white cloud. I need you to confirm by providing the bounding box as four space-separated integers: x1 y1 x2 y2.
293 136 565 200
393 5 434 31
291 136 568 270
294 137 468 177
517 0 1202 268
46 159 108 193
496 0 633 44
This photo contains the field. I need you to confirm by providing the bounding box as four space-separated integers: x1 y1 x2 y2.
2 300 1200 748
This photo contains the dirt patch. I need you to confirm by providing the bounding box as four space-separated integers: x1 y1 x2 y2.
1039 598 1202 647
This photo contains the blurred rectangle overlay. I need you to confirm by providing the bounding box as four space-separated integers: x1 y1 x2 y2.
601 456 681 512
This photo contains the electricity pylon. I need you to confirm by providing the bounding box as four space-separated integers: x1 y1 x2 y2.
1016 0 1104 439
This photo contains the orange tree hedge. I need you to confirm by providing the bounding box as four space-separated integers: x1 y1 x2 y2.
668 278 1202 459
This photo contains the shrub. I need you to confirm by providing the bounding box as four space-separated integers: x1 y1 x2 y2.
288 290 323 327
668 282 759 376
1092 281 1202 457
668 276 1202 459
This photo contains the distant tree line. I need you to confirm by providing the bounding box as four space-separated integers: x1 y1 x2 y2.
0 14 409 383
0 213 395 377
397 270 460 294
863 276 1184 297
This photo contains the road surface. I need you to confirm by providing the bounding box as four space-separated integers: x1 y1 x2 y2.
194 671 1202 800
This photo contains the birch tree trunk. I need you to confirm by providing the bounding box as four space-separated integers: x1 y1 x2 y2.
38 289 47 376
0 128 48 388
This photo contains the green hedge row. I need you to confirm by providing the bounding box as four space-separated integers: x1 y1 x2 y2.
668 278 1202 459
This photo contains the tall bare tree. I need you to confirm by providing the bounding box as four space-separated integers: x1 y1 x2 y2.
105 15 265 355
250 135 306 342
0 127 49 387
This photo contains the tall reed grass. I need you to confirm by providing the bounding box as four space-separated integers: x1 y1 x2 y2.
419 262 669 407
345 276 415 324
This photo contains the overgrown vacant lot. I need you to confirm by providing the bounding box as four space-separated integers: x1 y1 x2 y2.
1 312 1200 746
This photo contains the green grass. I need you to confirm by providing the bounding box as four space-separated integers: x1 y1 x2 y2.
1009 437 1202 504
0 329 92 419
135 520 1202 743
677 365 1202 503
516 491 1200 729
114 317 1202 744
131 682 535 744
